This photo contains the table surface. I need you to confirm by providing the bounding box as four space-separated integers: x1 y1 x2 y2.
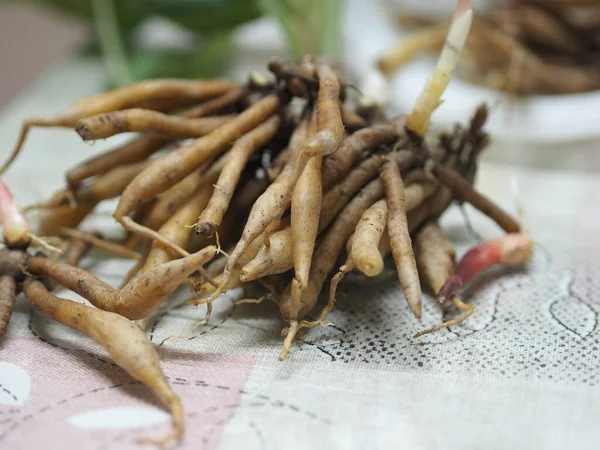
1 58 600 450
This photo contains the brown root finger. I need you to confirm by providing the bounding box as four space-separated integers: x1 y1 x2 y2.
66 135 168 187
137 156 224 234
341 107 367 130
62 237 93 267
75 110 234 141
434 164 520 233
279 320 299 361
214 119 309 302
196 115 281 237
321 123 400 191
414 221 456 294
120 217 189 259
59 228 140 260
0 275 16 339
351 199 388 277
23 278 184 444
239 229 292 281
66 87 245 187
69 78 235 115
71 160 150 204
291 107 321 291
120 240 152 289
114 94 281 220
27 246 217 319
380 155 422 318
37 201 97 237
279 177 386 323
144 182 214 271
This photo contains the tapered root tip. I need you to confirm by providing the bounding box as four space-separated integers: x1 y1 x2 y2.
137 395 184 446
136 419 183 446
413 324 437 338
238 267 253 283
279 320 299 361
136 427 183 447
413 330 426 339
407 296 422 319
74 121 92 141
359 258 384 278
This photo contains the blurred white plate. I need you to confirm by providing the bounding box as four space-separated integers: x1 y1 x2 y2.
343 0 600 144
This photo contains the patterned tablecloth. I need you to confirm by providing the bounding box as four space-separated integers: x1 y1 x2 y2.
1 59 600 450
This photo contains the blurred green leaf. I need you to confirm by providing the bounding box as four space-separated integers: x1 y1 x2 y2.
92 0 133 86
316 0 344 58
143 0 262 34
11 0 261 35
258 0 304 59
258 0 344 60
128 32 234 82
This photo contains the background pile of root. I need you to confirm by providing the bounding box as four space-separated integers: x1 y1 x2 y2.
379 0 600 95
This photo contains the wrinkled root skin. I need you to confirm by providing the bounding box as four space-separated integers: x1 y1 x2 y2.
0 275 16 338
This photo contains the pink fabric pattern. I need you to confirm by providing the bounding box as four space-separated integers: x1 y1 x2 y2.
0 337 254 449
